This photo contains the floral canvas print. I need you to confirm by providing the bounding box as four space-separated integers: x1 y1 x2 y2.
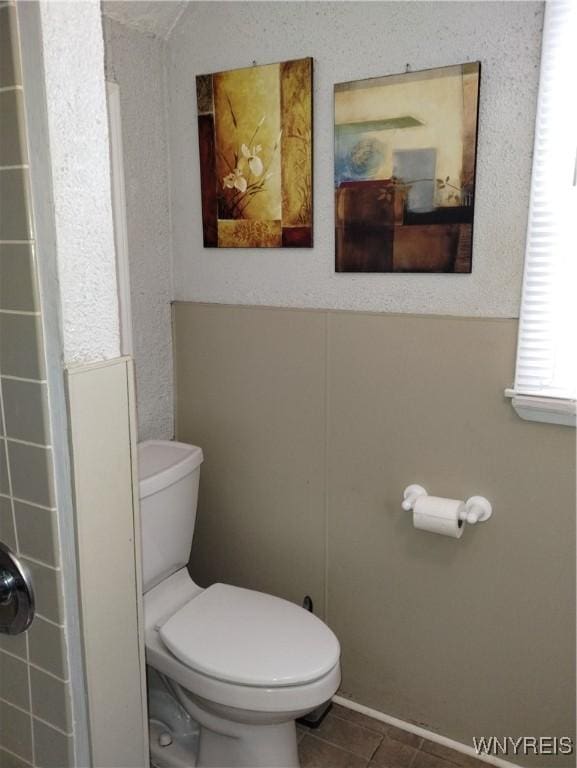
335 63 480 272
197 58 313 248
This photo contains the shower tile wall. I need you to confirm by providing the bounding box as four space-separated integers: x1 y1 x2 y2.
0 4 74 767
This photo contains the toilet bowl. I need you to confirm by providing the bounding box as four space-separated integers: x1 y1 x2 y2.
138 441 341 767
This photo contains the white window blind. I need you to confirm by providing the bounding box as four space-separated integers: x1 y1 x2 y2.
509 0 577 425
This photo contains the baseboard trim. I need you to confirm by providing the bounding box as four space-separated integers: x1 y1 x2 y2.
332 696 522 768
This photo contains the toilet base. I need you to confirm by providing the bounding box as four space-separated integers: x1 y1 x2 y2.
198 720 298 768
168 680 300 768
149 718 199 768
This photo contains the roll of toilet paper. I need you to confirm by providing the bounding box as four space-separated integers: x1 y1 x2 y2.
413 496 465 539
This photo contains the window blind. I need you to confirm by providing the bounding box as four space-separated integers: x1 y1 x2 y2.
513 0 577 404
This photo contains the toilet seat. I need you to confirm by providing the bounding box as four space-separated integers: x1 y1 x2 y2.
159 583 340 688
144 570 341 714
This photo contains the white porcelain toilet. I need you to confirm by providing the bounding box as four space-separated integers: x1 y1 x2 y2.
138 440 341 768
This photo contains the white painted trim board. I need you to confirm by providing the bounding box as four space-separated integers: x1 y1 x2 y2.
106 80 134 359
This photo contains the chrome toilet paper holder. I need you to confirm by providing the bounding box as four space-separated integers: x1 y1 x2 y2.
402 484 493 524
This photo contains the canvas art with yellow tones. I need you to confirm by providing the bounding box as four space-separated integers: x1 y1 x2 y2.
196 58 313 248
335 63 480 272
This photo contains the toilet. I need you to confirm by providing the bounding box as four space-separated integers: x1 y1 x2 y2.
138 440 341 768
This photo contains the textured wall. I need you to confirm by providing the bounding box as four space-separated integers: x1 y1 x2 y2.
103 18 173 440
175 302 576 765
167 1 543 317
39 0 119 363
102 1 187 38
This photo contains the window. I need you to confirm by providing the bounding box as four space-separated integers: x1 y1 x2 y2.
507 0 577 427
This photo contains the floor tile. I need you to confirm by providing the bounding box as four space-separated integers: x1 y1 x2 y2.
371 736 418 768
333 705 423 750
316 714 382 759
420 740 486 767
296 723 307 744
455 757 488 768
299 735 368 768
412 750 455 768
308 704 483 768
331 704 390 735
382 724 422 750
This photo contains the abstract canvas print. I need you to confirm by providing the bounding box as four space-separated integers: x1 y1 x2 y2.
196 58 313 248
334 63 480 272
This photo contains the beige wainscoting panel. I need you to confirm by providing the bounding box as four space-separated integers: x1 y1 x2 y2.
173 302 327 615
66 358 148 768
173 302 575 766
326 313 575 765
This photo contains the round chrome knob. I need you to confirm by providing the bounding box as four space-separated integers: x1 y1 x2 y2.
0 570 17 605
0 543 35 635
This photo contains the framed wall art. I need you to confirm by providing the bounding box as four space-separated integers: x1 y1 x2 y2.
334 62 480 273
197 57 313 248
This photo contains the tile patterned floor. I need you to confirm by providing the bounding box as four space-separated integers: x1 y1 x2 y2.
297 704 488 768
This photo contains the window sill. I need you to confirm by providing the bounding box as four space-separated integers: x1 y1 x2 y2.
504 390 576 427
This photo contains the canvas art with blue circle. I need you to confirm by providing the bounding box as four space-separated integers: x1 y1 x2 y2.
334 63 480 273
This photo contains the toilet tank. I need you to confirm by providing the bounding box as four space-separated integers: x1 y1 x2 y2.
138 440 203 593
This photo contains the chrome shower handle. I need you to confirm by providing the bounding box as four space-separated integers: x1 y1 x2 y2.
0 542 35 635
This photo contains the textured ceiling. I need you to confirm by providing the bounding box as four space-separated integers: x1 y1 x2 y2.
101 1 188 39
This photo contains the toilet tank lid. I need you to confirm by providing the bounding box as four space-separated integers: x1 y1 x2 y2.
138 440 203 499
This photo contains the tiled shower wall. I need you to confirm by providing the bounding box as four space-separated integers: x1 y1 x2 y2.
0 4 74 766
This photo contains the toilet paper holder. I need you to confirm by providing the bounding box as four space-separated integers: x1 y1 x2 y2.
402 485 492 524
